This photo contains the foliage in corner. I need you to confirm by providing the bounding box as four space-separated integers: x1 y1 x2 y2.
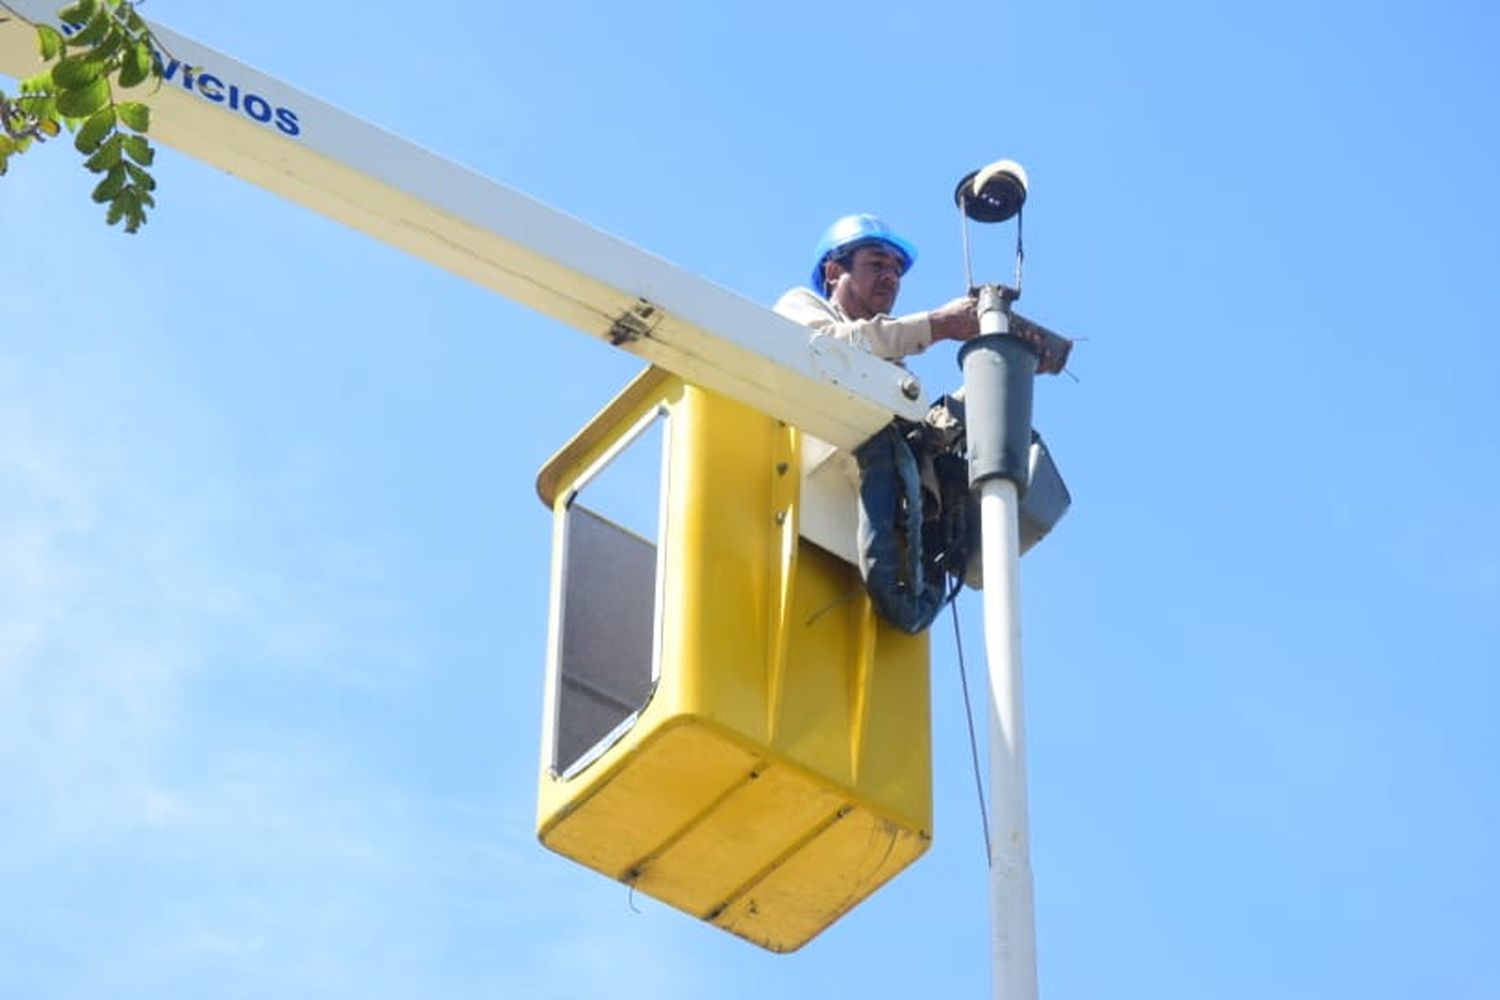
0 0 162 232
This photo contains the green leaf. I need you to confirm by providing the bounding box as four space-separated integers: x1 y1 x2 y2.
21 70 54 93
114 189 145 233
121 133 152 165
116 100 148 132
56 76 110 118
59 0 99 26
91 30 125 65
84 134 123 171
75 105 115 153
37 25 64 60
0 135 15 156
38 117 61 137
118 40 153 89
53 56 103 90
124 160 155 190
16 94 57 120
92 163 128 202
72 12 111 47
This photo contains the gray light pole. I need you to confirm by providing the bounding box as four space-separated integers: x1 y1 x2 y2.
955 161 1042 1000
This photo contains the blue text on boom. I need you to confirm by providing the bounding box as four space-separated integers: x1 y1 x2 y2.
155 55 302 137
55 19 304 137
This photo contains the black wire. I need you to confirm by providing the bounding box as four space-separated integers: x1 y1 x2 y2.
1014 205 1026 292
949 596 992 864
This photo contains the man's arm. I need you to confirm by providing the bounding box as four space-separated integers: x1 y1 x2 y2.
773 287 934 360
774 287 1068 371
916 296 1074 375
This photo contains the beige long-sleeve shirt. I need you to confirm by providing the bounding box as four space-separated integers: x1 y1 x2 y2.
772 286 934 361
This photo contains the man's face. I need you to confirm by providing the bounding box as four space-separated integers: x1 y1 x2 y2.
826 244 904 319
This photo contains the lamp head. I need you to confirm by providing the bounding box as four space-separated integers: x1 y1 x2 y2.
954 159 1029 223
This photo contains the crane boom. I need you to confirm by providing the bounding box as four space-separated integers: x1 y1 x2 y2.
0 0 925 449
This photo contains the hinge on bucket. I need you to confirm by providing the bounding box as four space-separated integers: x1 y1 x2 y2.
608 298 661 346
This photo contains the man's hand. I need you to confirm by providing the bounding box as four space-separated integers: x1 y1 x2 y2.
928 296 981 343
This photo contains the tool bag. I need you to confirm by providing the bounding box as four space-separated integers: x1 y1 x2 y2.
851 411 973 635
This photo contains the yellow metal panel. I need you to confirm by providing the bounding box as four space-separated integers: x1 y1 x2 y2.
633 751 845 915
539 720 760 879
536 369 932 952
713 805 930 953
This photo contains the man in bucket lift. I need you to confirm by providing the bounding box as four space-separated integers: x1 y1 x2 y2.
773 214 984 360
774 214 1069 633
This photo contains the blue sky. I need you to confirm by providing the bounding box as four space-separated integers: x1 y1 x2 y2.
2 0 1497 997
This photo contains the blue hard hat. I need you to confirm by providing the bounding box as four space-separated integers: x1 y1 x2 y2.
809 214 918 294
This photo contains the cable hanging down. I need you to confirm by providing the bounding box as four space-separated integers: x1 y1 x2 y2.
949 597 991 864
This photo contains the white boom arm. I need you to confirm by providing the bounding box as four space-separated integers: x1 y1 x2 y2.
0 0 925 449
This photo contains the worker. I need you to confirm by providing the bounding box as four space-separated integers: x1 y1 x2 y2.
773 213 1070 371
772 213 982 360
774 214 1069 633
